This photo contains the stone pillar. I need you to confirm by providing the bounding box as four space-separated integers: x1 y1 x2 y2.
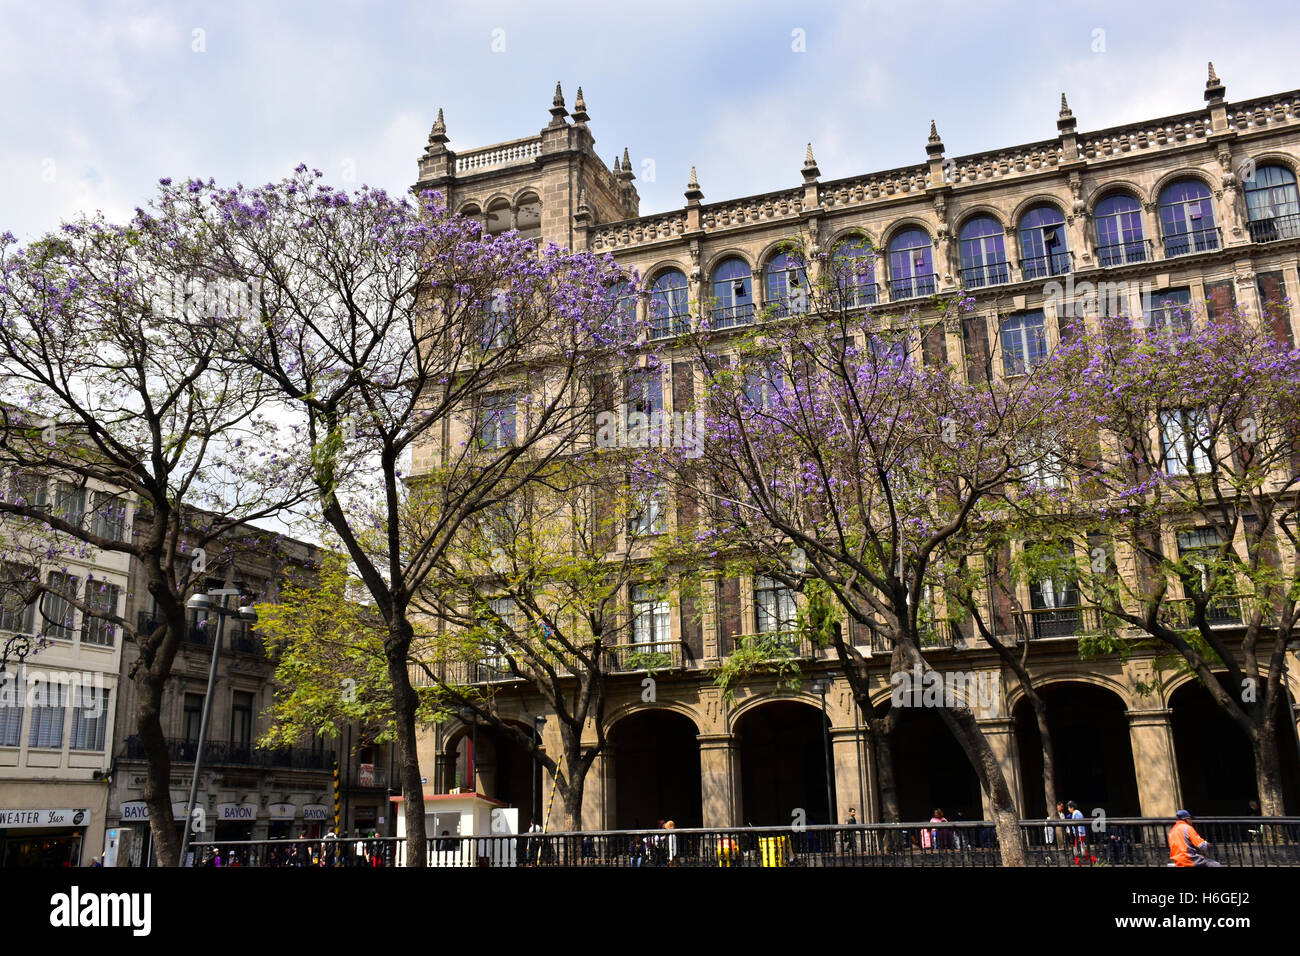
581 746 612 831
831 727 867 825
1126 708 1182 817
698 733 741 827
976 716 1021 818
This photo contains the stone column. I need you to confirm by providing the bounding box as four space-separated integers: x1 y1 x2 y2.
698 733 741 827
976 716 1021 818
831 727 867 825
581 746 612 831
1126 708 1182 817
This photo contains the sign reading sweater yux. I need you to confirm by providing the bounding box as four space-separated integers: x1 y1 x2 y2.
0 808 91 827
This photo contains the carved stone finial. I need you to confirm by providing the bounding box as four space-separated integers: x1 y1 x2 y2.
549 81 569 126
802 142 820 183
553 81 565 108
1204 60 1226 104
1059 93 1072 118
622 146 631 168
928 120 941 144
571 86 589 124
804 142 816 167
1207 61 1219 85
424 107 449 153
685 166 703 203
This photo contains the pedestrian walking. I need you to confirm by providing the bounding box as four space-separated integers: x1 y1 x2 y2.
1067 800 1096 865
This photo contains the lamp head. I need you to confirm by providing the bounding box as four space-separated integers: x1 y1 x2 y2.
237 605 258 622
187 593 211 609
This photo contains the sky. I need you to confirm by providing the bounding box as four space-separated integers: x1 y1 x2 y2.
2 0 1299 242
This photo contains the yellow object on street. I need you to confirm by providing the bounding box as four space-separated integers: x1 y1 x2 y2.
759 835 790 867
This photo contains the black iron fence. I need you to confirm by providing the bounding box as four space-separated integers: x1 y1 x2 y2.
187 817 1300 868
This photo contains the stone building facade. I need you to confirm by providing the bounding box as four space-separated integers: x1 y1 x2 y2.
410 70 1300 830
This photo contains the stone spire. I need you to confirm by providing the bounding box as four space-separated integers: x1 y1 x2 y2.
801 142 820 181
423 108 449 156
1059 93 1072 119
1057 92 1077 139
684 166 703 204
549 81 569 127
926 121 946 187
1205 61 1226 103
928 120 942 146
571 86 589 125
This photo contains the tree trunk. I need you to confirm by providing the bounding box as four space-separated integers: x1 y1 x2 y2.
872 713 901 823
1027 691 1058 816
386 643 427 866
136 669 180 866
1252 727 1288 816
936 702 1027 867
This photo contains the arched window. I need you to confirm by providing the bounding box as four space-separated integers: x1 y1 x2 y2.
515 193 541 241
764 251 808 318
1158 179 1219 257
887 229 935 300
1244 164 1300 243
1094 194 1147 267
711 258 754 329
958 216 1009 288
648 269 689 339
1018 205 1070 279
830 236 877 307
485 199 511 236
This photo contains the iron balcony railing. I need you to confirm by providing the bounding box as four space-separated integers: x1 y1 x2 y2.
1096 238 1152 267
710 303 755 330
1019 251 1073 280
604 640 686 672
1246 213 1300 244
1015 605 1104 641
869 621 963 654
135 612 266 656
122 734 333 770
832 283 880 309
959 261 1011 289
888 274 938 301
648 313 691 339
189 817 1300 868
1161 226 1221 258
727 629 819 660
1164 595 1244 629
438 659 520 685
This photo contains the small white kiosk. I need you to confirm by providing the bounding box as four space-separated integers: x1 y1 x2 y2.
392 792 518 867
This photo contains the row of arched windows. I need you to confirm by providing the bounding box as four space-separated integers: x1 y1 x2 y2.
460 193 542 240
637 165 1299 336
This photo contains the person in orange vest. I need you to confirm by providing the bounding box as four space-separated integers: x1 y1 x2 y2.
1168 810 1221 866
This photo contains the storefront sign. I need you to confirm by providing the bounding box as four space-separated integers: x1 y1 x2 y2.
302 804 329 821
0 808 90 827
358 763 375 787
215 802 258 822
268 803 297 820
119 801 191 821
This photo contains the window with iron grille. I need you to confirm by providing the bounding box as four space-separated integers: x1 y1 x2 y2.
754 574 797 634
1000 311 1048 375
1161 408 1212 475
0 563 36 634
1144 288 1193 334
27 678 66 749
0 672 23 747
958 216 1009 287
69 685 108 751
478 393 516 449
1158 179 1219 257
631 584 672 652
183 693 204 745
231 691 254 752
1094 193 1146 266
82 580 121 647
53 482 86 527
90 491 129 542
764 252 809 316
1244 164 1300 241
629 482 666 537
42 571 79 641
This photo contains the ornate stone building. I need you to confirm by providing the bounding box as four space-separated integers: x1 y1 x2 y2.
410 70 1300 830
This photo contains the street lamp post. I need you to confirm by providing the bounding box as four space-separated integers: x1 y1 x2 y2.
810 677 835 825
178 589 257 866
531 715 547 830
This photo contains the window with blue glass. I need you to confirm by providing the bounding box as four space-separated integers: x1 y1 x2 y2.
1000 311 1047 375
711 258 754 329
1019 205 1070 279
958 216 1009 288
830 236 877 307
763 251 808 317
887 229 935 299
1244 164 1300 243
1158 179 1219 257
1094 194 1147 266
648 269 689 339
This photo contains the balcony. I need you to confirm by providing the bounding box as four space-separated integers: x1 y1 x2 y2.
605 641 687 672
1096 239 1152 268
1020 251 1073 280
649 313 691 340
710 304 755 331
1246 214 1300 244
136 612 266 656
889 274 938 301
1015 605 1104 642
122 735 333 770
1161 227 1221 259
831 283 880 309
438 659 520 685
1164 595 1244 629
869 621 963 654
960 261 1011 289
724 629 818 661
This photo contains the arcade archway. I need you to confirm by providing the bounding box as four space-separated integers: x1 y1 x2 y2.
735 701 832 826
608 710 702 829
